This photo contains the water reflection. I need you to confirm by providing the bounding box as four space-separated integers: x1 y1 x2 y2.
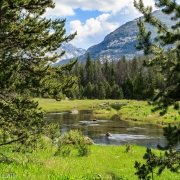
45 110 167 148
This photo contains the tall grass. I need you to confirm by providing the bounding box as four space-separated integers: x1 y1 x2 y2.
34 98 130 112
119 101 180 124
1 143 180 179
36 98 180 124
2 98 178 179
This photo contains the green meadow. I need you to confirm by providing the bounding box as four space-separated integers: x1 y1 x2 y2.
1 98 180 179
1 143 179 180
118 101 180 125
35 98 129 112
36 98 180 125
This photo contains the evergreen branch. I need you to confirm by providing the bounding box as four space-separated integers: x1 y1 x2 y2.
0 130 42 147
134 0 170 34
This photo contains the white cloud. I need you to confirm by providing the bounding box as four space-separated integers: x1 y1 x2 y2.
45 2 75 17
68 1 157 49
69 13 120 49
46 0 156 17
45 0 157 49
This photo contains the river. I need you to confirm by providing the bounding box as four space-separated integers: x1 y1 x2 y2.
44 109 171 149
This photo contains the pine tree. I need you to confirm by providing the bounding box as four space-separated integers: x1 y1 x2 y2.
98 82 106 99
84 82 94 99
134 0 180 114
134 1 180 178
85 52 94 84
0 0 77 150
116 56 129 87
125 77 134 99
102 57 111 82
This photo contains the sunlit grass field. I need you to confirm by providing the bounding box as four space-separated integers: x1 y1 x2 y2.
35 98 180 125
34 98 130 112
1 98 179 179
119 101 180 125
1 144 179 180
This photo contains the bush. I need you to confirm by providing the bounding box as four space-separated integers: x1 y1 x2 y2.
55 130 91 157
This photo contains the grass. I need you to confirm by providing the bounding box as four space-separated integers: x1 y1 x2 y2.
119 101 180 125
1 98 180 179
34 98 130 112
1 143 180 180
35 98 180 125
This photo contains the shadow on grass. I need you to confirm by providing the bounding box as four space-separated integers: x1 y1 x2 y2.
103 172 125 180
108 173 124 180
0 153 15 164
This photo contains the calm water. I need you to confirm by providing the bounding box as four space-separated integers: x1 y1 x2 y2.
44 109 171 149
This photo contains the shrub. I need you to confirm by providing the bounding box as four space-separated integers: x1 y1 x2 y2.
55 130 91 157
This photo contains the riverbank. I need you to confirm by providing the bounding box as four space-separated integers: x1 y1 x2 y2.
2 98 180 179
34 98 129 111
35 98 180 125
118 100 180 125
1 143 179 180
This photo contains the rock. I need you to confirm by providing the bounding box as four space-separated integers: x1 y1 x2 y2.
106 132 112 137
99 102 110 107
85 137 94 145
90 119 97 121
70 109 78 114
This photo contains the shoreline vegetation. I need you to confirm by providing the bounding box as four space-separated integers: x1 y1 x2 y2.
1 98 179 179
1 141 179 180
35 98 180 125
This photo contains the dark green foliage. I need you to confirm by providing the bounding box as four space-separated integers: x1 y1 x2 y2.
135 148 156 180
43 123 60 151
134 1 180 178
135 115 180 179
0 97 44 152
85 53 94 84
70 54 158 100
135 147 180 179
134 0 180 113
111 81 124 99
125 142 132 153
0 0 77 151
84 82 94 99
98 82 106 99
157 124 180 150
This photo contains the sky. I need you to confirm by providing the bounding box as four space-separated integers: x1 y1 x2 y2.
45 0 179 50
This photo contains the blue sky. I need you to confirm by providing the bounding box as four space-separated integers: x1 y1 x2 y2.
44 0 176 50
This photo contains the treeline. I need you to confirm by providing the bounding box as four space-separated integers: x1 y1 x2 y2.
67 53 165 100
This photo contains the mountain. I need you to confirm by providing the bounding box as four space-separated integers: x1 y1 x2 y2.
54 10 176 65
53 43 86 65
77 10 175 62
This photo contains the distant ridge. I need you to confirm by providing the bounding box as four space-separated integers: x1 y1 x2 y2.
54 43 86 66
77 10 175 62
54 10 175 65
